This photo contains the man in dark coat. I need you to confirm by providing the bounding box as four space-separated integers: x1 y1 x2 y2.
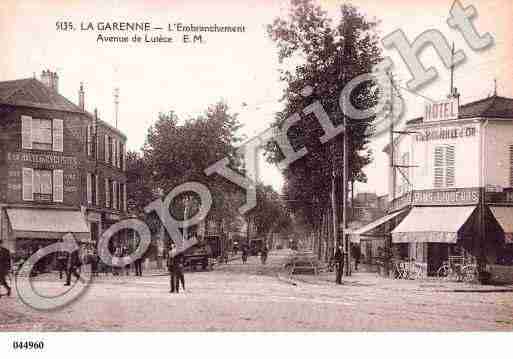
174 253 185 292
167 245 178 293
56 248 68 280
65 248 82 286
334 245 344 285
0 246 12 297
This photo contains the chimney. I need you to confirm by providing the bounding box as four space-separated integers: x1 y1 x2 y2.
41 70 51 88
78 82 85 110
40 69 59 93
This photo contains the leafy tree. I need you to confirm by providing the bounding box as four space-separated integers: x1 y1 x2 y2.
141 102 245 233
267 0 383 253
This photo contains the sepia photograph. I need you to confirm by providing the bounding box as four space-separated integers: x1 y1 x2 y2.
0 0 513 356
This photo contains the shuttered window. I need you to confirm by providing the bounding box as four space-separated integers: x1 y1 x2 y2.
86 173 92 204
112 180 118 210
34 170 53 201
86 125 93 156
434 145 456 188
105 135 110 163
53 169 64 202
52 119 63 152
95 174 100 206
123 183 127 212
22 168 34 201
105 178 110 208
21 116 33 149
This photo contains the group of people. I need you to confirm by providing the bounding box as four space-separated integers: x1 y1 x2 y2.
239 243 269 265
0 245 12 298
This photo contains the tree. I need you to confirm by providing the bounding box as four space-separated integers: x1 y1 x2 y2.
267 0 383 257
245 183 292 239
141 102 245 234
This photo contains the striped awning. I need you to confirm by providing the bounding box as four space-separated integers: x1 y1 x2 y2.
392 206 476 243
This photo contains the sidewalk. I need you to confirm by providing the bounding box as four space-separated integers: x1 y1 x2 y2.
286 269 513 292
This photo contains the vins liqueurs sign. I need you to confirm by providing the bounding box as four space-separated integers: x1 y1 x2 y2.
425 98 459 122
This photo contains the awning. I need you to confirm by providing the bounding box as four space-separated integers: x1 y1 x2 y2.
489 207 513 244
392 206 476 243
347 210 408 243
7 208 91 242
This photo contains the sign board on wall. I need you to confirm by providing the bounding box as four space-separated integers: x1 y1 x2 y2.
424 98 459 122
415 126 476 142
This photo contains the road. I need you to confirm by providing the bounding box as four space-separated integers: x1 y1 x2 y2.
1 249 513 331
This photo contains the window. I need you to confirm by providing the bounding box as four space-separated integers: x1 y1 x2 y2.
434 145 455 188
86 173 98 206
86 125 93 157
34 170 53 201
105 135 110 164
112 180 118 209
22 168 63 202
105 178 111 208
21 116 63 152
33 119 52 150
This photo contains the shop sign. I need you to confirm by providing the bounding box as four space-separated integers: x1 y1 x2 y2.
413 188 479 205
486 190 513 204
415 126 476 142
424 98 458 122
7 152 78 168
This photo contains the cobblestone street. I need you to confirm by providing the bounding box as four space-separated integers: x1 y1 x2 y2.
1 250 513 331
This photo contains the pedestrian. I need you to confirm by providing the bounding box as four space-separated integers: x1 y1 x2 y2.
174 253 185 292
123 245 130 276
260 244 268 265
56 246 68 280
0 245 12 298
241 244 248 264
167 244 177 293
134 248 145 277
113 246 123 276
353 245 361 272
65 244 82 286
334 244 344 285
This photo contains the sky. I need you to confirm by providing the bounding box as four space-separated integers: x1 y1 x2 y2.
1 0 512 196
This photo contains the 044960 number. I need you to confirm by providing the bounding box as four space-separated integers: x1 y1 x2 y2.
12 341 44 350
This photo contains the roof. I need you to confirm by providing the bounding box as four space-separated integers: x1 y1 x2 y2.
0 77 127 139
0 78 85 113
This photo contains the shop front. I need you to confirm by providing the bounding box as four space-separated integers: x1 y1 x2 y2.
3 207 91 272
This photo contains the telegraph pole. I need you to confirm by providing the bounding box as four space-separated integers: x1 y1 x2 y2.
342 109 350 276
387 71 395 277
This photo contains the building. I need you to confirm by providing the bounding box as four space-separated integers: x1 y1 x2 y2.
351 93 513 282
0 71 128 266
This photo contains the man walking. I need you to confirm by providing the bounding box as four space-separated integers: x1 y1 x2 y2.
167 244 177 293
260 244 268 265
0 245 12 297
174 253 185 292
56 247 68 280
334 244 344 285
65 246 82 286
241 244 248 264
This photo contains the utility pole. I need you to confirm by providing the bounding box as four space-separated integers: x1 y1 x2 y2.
387 71 395 277
114 87 119 129
342 110 350 276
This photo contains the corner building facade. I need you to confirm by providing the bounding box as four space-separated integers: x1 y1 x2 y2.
0 74 128 265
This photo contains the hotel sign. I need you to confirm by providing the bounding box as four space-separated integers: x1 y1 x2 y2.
424 98 458 122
